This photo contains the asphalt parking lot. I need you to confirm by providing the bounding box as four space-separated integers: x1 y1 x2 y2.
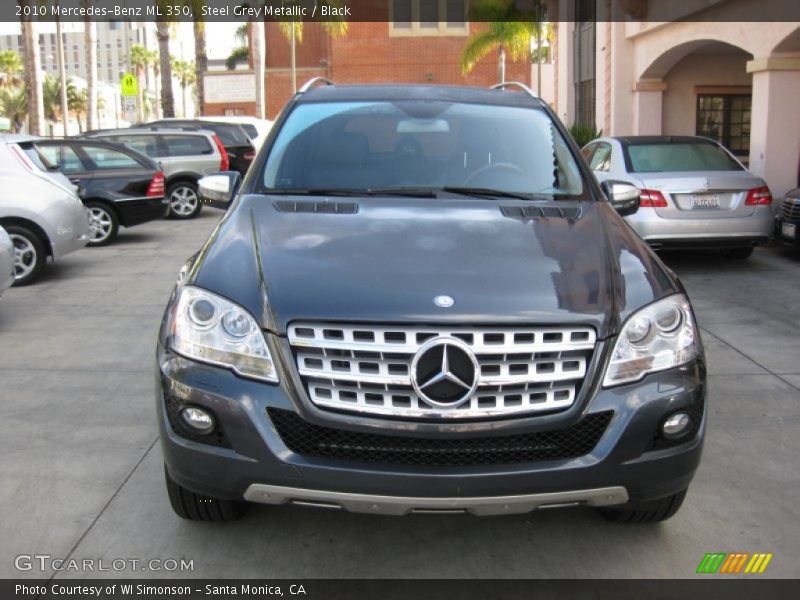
1 210 799 579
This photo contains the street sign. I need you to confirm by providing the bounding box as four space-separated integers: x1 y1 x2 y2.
121 73 138 97
122 96 136 113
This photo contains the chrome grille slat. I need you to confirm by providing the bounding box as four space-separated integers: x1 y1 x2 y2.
782 197 800 220
289 323 596 419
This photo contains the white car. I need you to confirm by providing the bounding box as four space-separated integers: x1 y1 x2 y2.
583 135 774 259
0 225 14 297
197 115 273 151
0 135 91 285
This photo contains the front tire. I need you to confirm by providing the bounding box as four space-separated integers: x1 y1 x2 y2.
167 181 201 219
596 489 687 524
6 225 46 286
85 202 119 246
164 466 247 522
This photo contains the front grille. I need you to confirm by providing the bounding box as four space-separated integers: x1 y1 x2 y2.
782 197 800 221
288 323 597 419
268 408 613 467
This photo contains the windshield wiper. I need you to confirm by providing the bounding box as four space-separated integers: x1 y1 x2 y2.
364 187 438 197
259 188 438 198
259 188 368 197
440 187 539 201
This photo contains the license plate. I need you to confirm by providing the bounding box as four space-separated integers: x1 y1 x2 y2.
692 194 720 209
782 222 797 239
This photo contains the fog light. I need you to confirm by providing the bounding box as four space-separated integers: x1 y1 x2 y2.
181 407 214 433
662 412 691 438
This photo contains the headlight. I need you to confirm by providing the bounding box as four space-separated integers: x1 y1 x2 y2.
603 294 698 387
170 286 278 383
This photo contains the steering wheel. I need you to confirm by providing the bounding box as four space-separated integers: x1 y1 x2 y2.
464 162 527 188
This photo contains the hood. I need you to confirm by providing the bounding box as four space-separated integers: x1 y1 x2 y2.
193 195 679 338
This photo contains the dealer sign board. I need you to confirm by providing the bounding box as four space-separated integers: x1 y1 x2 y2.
204 73 256 104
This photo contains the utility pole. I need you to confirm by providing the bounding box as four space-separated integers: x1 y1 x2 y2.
55 16 69 136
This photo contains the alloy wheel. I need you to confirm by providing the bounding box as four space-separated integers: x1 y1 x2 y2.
9 233 37 281
169 186 199 217
88 206 114 243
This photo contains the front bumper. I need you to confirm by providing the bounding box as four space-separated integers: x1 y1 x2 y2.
157 344 706 512
243 483 629 516
775 217 800 247
625 206 773 248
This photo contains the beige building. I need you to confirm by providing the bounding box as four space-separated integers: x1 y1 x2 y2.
545 0 800 198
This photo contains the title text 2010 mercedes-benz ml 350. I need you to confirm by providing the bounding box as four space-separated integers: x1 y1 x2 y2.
157 81 706 524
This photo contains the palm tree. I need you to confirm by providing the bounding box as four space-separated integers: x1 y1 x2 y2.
0 87 27 132
42 75 78 135
190 1 208 116
155 11 176 118
129 44 150 122
81 0 98 131
70 87 87 132
19 0 45 135
171 59 195 118
148 49 161 118
251 22 266 119
276 2 348 93
460 0 543 84
0 50 23 89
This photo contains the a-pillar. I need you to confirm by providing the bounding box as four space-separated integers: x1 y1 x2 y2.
747 57 800 198
632 80 667 135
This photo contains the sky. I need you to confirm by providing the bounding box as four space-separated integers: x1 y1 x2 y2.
0 21 242 60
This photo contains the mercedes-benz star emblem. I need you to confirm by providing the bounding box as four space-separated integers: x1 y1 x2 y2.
434 295 454 308
410 337 479 408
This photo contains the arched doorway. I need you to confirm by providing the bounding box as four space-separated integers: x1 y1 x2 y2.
637 40 754 161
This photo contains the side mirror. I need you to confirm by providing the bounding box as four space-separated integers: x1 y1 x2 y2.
601 180 640 217
198 171 241 210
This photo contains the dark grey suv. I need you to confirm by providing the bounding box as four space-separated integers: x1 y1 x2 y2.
157 81 706 524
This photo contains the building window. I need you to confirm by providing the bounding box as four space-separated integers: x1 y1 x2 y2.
696 94 751 157
389 0 468 36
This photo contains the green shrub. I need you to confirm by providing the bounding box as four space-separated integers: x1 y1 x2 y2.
569 122 602 148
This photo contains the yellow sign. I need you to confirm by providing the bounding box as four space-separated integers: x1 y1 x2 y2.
121 72 138 97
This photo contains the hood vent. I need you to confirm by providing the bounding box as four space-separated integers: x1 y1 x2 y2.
273 200 358 214
501 205 581 220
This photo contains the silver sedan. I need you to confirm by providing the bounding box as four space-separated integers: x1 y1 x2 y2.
583 136 774 258
0 225 14 298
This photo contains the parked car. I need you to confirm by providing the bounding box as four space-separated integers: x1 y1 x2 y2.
197 116 273 151
0 135 90 285
83 128 227 219
0 225 14 298
19 138 168 246
582 135 774 259
775 188 800 248
132 119 255 175
158 81 705 524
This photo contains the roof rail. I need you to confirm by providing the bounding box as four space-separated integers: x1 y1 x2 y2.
298 77 334 93
490 81 539 98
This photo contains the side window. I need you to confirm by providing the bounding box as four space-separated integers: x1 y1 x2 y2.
35 144 85 174
581 143 596 163
110 135 162 158
81 145 143 170
589 143 612 172
162 135 213 157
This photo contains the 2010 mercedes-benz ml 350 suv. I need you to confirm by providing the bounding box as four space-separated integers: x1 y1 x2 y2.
157 81 706 524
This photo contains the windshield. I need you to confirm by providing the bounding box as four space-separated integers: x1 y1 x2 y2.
258 101 586 198
627 142 743 173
